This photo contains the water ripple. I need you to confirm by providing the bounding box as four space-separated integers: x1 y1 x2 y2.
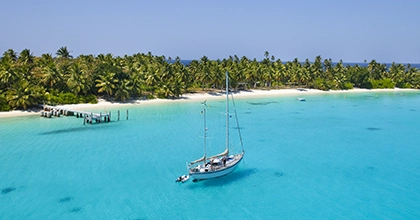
69 207 82 213
1 187 16 194
58 196 74 203
367 127 381 131
247 101 278 106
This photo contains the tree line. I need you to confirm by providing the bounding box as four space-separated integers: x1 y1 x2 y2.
1 47 419 111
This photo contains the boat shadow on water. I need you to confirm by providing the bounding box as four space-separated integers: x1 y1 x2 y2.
187 168 257 188
246 101 278 106
39 123 119 135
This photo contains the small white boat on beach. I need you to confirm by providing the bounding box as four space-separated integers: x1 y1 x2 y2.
297 97 306 101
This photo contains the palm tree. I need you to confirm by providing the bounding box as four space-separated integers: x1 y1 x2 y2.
287 58 302 87
3 49 17 62
367 60 385 80
157 84 173 98
41 64 63 89
196 56 212 90
122 57 144 97
95 71 118 98
114 79 132 101
311 55 323 80
272 60 285 88
6 79 44 109
323 58 333 73
96 53 106 63
17 49 34 65
301 59 312 87
262 64 274 88
214 62 226 89
145 71 159 90
332 61 347 89
173 57 190 92
37 53 54 67
246 59 260 88
387 62 405 85
0 56 20 89
264 51 270 59
67 63 87 95
130 72 144 97
170 79 182 98
407 67 420 88
56 46 73 59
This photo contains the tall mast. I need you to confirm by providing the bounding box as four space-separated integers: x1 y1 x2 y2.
203 107 207 165
226 71 229 152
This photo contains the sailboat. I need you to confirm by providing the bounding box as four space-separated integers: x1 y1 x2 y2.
187 71 245 181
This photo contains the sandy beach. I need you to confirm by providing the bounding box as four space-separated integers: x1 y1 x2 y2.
0 88 417 119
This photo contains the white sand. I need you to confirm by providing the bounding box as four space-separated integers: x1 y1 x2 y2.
0 88 417 118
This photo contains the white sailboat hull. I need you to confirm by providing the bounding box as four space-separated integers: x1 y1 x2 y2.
189 153 244 180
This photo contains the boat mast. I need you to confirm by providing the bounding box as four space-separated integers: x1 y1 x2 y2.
203 107 207 165
226 71 229 153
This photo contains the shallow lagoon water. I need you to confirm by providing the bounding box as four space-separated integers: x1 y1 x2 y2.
1 91 420 219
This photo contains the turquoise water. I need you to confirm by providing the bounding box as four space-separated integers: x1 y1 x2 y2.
1 91 420 219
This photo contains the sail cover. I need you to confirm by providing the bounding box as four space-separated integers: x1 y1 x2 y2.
189 149 229 166
189 156 205 165
208 149 229 160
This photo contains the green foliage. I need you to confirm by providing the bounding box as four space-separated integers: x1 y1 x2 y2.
45 92 97 105
58 92 79 104
342 82 354 90
147 93 156 99
370 78 395 89
360 81 373 89
83 94 98 104
314 79 332 91
6 80 45 109
0 93 11 111
1 47 419 111
395 81 411 89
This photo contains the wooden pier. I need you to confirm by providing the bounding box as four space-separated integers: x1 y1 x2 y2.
40 105 127 124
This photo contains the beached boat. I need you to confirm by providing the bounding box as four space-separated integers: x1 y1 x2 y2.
187 71 245 181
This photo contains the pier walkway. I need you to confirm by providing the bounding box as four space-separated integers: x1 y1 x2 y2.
41 105 123 124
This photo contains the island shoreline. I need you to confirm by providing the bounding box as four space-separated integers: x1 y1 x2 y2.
0 88 417 119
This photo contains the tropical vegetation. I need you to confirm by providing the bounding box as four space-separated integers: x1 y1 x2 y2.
1 48 419 111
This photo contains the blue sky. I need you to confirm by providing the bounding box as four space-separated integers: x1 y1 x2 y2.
1 0 419 63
